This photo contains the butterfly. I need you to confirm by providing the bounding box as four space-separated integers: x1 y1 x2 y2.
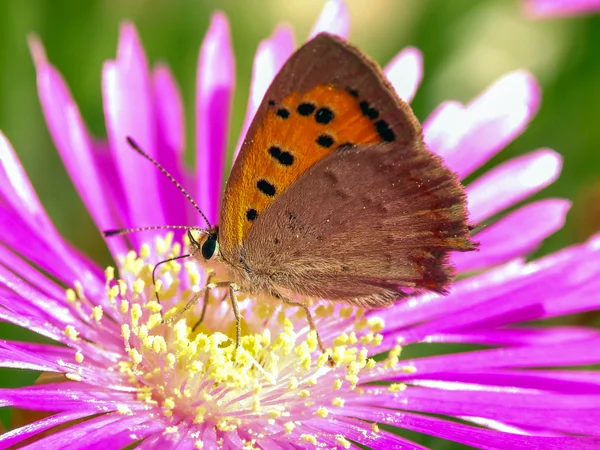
106 33 476 356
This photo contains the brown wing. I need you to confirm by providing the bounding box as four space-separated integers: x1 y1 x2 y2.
219 32 422 261
242 142 476 308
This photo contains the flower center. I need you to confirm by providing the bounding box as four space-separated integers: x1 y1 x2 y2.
65 233 407 438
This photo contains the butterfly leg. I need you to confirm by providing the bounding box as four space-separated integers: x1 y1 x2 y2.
229 283 242 349
279 296 333 365
161 287 206 325
191 271 214 332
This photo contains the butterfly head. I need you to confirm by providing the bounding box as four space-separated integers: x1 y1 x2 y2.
189 227 220 263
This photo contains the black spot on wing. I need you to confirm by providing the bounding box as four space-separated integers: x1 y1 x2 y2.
246 208 258 221
315 107 334 124
257 179 276 197
375 119 395 142
268 146 294 166
276 108 290 119
297 103 316 116
359 101 379 120
316 135 335 148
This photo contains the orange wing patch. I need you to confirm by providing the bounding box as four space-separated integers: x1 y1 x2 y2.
221 84 395 250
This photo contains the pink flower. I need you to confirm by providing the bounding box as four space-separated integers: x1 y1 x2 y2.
524 0 600 17
1 0 599 448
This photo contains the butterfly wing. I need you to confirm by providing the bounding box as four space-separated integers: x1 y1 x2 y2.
220 32 421 260
244 142 475 307
220 32 475 305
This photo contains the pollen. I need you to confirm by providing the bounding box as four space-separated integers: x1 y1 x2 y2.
75 235 406 439
91 305 103 322
65 288 77 304
315 407 329 418
64 325 79 341
336 435 351 448
300 434 318 445
65 373 83 382
117 404 133 415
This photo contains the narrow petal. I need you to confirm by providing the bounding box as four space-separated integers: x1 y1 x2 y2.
410 370 600 394
60 414 163 450
308 0 351 39
196 12 235 226
384 47 423 103
233 25 295 162
153 64 189 226
467 149 562 223
454 199 571 273
0 410 96 448
28 37 129 257
440 71 541 178
351 388 600 435
423 101 468 156
524 0 600 17
429 326 600 346
20 412 156 450
102 23 166 241
0 384 137 411
309 417 428 449
345 408 600 449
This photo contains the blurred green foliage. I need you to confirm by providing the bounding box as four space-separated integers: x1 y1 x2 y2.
0 0 599 446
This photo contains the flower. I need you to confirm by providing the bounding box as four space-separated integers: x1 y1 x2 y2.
1 0 599 448
524 0 600 17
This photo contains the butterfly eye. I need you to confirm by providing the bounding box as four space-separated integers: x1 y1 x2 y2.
201 235 219 261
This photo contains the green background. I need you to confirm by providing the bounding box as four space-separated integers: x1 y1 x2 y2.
0 0 599 447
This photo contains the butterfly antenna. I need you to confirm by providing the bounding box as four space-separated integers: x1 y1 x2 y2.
125 136 212 229
103 225 208 237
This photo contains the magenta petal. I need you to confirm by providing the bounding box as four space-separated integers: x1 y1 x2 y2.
347 408 600 449
440 71 541 179
233 25 295 162
429 326 600 346
196 12 235 226
0 384 136 411
102 23 166 239
60 414 164 450
355 388 600 435
467 149 562 223
153 64 189 226
423 101 468 156
308 0 351 39
0 410 97 449
384 47 423 103
454 199 571 273
524 0 600 17
29 38 129 257
20 412 154 450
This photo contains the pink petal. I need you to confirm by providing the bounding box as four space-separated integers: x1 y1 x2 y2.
233 25 295 162
454 199 571 273
196 12 235 226
21 412 156 450
423 101 469 156
0 410 97 448
102 23 166 239
467 149 562 223
345 408 600 448
430 326 600 347
308 0 351 39
440 71 541 179
28 37 129 257
524 0 600 17
153 64 190 226
384 47 423 103
354 388 600 435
